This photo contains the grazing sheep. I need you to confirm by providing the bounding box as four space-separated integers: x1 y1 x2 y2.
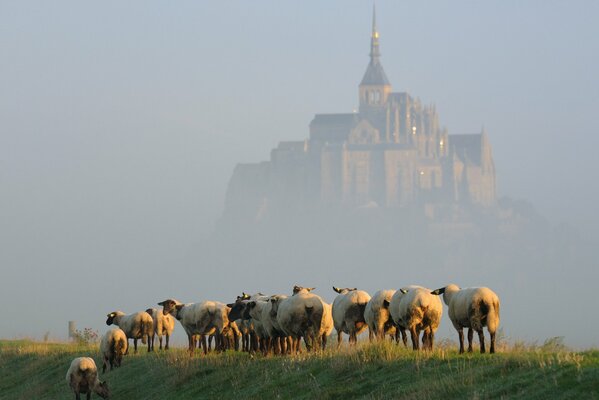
331 287 371 346
364 289 398 341
431 284 500 354
66 357 110 400
105 311 153 353
159 299 230 355
146 306 175 351
99 328 127 373
394 287 443 351
277 286 329 352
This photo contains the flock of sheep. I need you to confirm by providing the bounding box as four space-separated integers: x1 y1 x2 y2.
66 283 500 399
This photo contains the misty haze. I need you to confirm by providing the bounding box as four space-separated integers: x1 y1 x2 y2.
1 0 598 359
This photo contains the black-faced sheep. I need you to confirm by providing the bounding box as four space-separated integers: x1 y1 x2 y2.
431 284 500 354
99 328 127 373
66 357 110 400
159 299 230 355
331 287 371 346
105 311 153 353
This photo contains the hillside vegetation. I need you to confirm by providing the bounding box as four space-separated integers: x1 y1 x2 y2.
1 340 597 399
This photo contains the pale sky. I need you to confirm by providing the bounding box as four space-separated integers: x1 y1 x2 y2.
1 1 598 346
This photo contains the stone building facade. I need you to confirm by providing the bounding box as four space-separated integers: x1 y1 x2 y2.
224 10 496 221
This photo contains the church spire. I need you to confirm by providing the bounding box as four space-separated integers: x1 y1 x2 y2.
360 3 390 87
370 3 381 63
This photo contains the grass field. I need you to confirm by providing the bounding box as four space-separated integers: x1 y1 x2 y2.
1 339 598 399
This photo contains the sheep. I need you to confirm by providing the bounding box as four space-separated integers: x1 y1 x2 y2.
245 298 271 355
262 294 292 355
66 357 110 400
99 328 127 373
105 311 153 353
226 292 268 353
331 286 371 346
364 289 398 341
387 285 423 347
146 306 176 351
431 284 500 354
159 298 231 355
388 286 442 350
277 286 330 352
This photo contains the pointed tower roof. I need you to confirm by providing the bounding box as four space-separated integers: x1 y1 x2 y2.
360 4 390 86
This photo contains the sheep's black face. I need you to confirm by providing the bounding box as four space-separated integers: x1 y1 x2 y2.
106 313 116 326
158 299 177 315
228 300 248 321
96 381 110 399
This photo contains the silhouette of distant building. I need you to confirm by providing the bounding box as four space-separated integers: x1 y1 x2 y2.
224 6 496 222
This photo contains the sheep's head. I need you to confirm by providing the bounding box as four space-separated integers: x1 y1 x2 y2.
106 312 117 326
95 381 110 399
269 296 284 318
158 299 179 315
333 286 357 294
293 285 315 295
227 299 248 321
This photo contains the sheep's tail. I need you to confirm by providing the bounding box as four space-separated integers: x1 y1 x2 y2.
114 336 127 356
486 298 500 334
141 320 153 345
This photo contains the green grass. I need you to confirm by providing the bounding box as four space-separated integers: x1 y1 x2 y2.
1 339 598 399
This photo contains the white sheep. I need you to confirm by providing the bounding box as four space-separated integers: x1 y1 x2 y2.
331 287 371 346
66 357 110 400
226 292 268 353
105 311 153 353
277 286 330 352
262 294 292 355
159 299 230 355
99 328 127 373
387 285 423 347
431 284 500 354
146 306 175 350
364 289 397 341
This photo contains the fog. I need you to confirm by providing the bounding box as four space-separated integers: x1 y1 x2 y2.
1 1 598 348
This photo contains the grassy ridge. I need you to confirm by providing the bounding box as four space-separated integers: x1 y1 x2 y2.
1 340 598 399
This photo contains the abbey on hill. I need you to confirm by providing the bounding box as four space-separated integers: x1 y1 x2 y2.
224 9 496 222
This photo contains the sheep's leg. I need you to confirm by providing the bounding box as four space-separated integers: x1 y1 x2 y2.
490 330 496 354
457 328 465 354
188 335 194 355
409 327 419 350
336 331 342 348
86 392 91 400
75 393 81 400
159 335 163 350
208 335 213 351
201 335 208 355
467 328 474 352
322 333 328 350
478 330 486 353
133 339 138 354
428 331 435 351
147 334 152 352
401 328 408 347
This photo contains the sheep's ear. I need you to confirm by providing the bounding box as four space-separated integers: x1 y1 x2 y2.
145 308 153 314
431 287 445 295
157 301 165 306
333 286 341 293
352 288 357 291
226 303 235 308
308 287 316 292
382 300 390 308
400 289 408 294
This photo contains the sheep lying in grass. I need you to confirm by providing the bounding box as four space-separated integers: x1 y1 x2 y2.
332 287 371 346
431 284 500 354
394 287 443 351
105 311 153 353
66 357 110 400
159 299 231 355
99 328 127 373
364 289 397 341
146 306 175 350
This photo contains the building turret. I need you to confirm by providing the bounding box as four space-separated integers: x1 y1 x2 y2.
359 4 392 112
